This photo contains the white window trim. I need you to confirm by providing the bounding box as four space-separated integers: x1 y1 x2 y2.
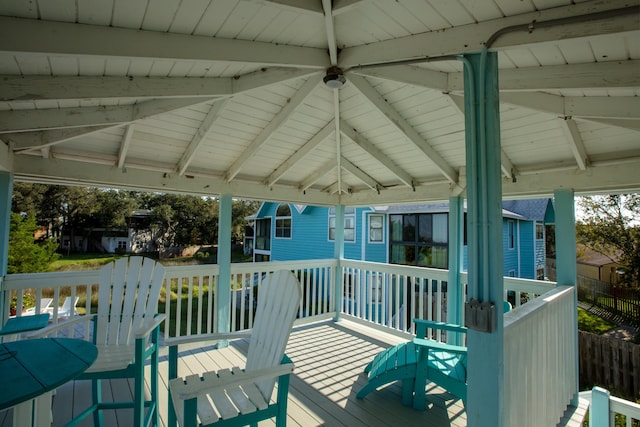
328 207 356 243
368 214 385 244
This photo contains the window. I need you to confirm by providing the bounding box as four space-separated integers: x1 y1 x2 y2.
536 223 544 240
508 220 515 249
117 241 127 250
389 213 448 269
255 218 271 251
536 268 545 280
369 215 383 243
275 204 292 238
329 207 355 242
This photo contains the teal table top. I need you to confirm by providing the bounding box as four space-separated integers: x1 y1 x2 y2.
0 314 50 336
0 338 98 411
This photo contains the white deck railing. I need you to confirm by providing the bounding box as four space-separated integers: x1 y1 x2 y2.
503 285 578 427
580 386 640 427
2 259 556 342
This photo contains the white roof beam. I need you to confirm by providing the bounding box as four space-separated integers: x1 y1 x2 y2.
447 94 516 181
5 98 210 151
7 126 113 152
332 0 369 16
264 121 334 186
340 156 381 191
340 120 414 190
340 0 637 68
225 76 321 182
1 69 317 103
117 124 135 169
448 60 640 93
0 98 210 133
300 160 335 192
348 73 458 184
263 0 323 15
12 155 339 205
500 92 640 120
351 66 448 92
177 99 229 176
0 16 328 69
560 118 590 170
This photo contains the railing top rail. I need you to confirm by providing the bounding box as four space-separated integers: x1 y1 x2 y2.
504 285 574 329
341 259 449 279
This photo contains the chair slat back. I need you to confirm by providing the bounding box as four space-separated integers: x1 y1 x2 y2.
245 270 301 399
96 257 165 346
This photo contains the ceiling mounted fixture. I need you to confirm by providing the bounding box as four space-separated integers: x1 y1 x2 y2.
323 66 346 89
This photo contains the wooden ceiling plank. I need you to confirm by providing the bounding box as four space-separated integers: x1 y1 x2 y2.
340 156 380 190
225 75 321 182
340 120 415 189
348 73 458 184
177 99 229 176
264 121 334 186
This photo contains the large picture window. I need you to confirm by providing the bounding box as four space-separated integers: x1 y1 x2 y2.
329 207 355 242
275 204 292 238
389 213 448 268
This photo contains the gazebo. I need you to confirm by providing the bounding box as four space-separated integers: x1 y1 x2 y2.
1 1 638 426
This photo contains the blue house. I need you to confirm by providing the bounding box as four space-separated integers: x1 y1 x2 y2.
248 198 555 281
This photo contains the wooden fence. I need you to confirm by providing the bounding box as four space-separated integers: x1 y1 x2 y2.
577 275 640 326
579 331 640 399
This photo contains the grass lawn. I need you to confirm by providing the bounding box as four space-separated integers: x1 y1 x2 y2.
577 307 617 334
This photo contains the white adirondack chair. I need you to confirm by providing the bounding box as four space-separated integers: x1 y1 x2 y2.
29 257 165 427
167 269 302 427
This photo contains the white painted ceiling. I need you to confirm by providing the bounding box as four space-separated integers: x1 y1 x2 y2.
0 0 638 206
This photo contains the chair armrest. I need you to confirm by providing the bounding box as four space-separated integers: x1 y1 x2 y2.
25 314 96 338
135 313 166 339
170 362 295 401
413 318 467 338
164 330 252 347
413 337 467 355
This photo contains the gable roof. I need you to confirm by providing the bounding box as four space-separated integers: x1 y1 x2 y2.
1 1 638 206
502 199 554 222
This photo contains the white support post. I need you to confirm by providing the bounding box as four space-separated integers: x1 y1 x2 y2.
447 196 464 344
333 204 345 321
0 172 13 321
554 188 580 406
590 387 610 427
216 194 232 346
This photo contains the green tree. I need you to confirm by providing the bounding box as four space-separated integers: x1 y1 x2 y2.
577 194 640 287
8 213 59 273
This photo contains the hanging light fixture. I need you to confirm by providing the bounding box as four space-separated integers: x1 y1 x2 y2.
323 66 346 88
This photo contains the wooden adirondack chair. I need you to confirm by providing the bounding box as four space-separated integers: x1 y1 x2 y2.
357 303 512 410
28 256 166 427
167 269 301 427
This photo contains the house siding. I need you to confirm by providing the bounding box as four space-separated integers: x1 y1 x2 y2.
519 221 536 279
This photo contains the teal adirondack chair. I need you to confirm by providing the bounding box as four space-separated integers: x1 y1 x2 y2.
29 257 165 427
357 302 512 410
167 269 301 427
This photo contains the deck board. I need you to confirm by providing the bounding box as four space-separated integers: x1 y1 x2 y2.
1 320 469 427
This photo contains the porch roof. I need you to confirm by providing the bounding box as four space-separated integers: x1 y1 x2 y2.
0 0 638 206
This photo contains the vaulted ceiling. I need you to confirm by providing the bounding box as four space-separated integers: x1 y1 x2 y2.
1 0 638 206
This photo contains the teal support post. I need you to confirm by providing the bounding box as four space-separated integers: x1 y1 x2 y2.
447 196 464 345
460 50 504 427
589 387 610 427
0 173 13 321
216 194 232 346
554 188 580 406
333 204 345 321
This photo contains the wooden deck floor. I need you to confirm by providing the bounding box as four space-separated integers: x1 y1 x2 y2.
0 319 467 427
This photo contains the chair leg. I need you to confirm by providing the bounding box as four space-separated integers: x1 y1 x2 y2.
134 339 145 427
93 378 103 427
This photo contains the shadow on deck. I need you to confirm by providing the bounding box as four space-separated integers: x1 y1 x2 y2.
0 319 467 427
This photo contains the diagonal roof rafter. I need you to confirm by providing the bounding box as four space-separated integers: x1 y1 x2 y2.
347 73 458 185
